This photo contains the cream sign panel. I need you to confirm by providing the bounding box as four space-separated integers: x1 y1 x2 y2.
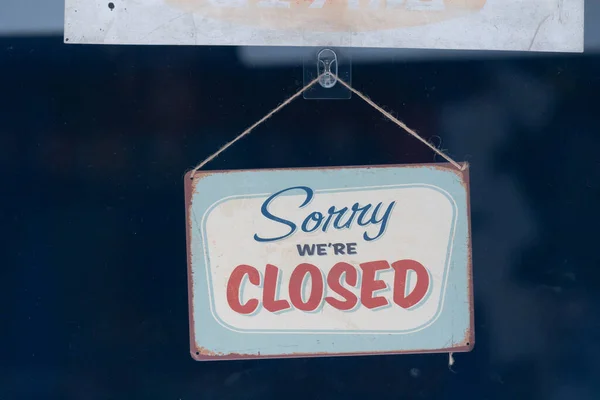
64 0 583 51
185 164 474 360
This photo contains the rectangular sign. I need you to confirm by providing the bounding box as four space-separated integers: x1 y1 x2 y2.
64 0 583 52
185 163 474 360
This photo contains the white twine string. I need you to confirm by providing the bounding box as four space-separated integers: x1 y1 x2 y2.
190 73 465 178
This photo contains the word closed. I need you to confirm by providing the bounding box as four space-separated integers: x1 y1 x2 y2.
185 164 474 360
227 260 430 314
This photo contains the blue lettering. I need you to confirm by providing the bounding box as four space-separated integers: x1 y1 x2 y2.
253 186 313 242
254 186 395 242
296 244 316 256
353 203 373 227
323 206 349 231
302 211 324 232
362 202 395 241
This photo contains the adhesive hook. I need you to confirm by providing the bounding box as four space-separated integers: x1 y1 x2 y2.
317 49 338 89
303 47 350 99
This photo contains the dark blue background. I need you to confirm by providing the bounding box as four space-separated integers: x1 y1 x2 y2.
1 38 599 399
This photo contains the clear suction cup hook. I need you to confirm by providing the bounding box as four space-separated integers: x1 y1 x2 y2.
317 48 338 89
303 47 351 100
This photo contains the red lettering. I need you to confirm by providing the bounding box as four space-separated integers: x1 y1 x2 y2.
226 264 260 314
391 260 430 308
359 260 390 309
289 263 324 312
325 262 359 310
263 264 291 312
226 259 431 314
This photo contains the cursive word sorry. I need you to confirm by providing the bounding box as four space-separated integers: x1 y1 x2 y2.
253 186 395 243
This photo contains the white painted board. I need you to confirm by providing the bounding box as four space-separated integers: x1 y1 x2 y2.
64 0 584 52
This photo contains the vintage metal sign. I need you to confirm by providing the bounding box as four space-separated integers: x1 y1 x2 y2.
64 0 583 52
185 163 474 360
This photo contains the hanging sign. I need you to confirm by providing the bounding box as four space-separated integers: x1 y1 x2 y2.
185 163 474 360
64 0 583 52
